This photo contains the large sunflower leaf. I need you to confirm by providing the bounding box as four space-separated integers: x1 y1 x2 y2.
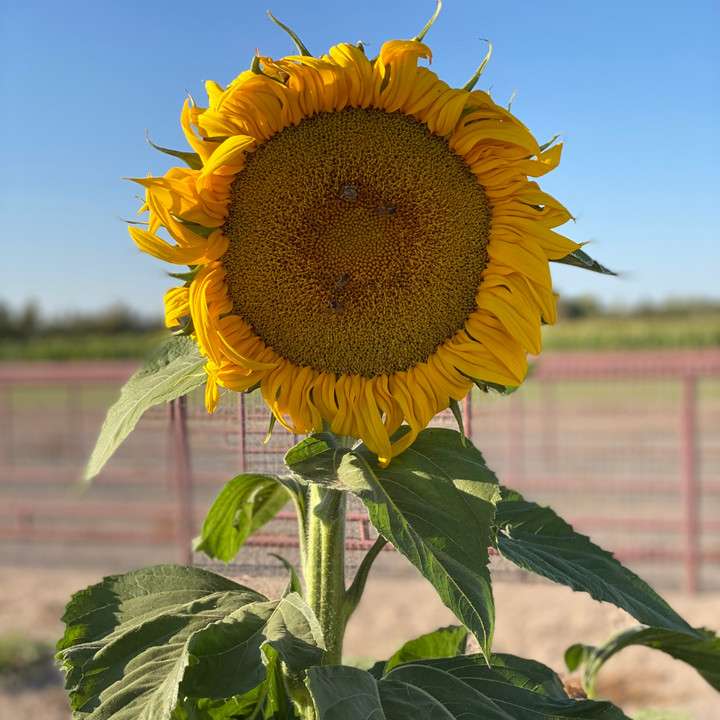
193 474 290 562
383 625 468 674
85 336 207 481
551 247 616 275
307 654 630 720
180 592 324 699
286 427 500 657
58 565 265 720
262 644 294 720
173 686 266 720
496 487 697 634
307 666 385 719
566 624 720 697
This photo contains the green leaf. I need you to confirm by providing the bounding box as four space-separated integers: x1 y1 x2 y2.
384 625 467 674
57 565 266 720
194 474 290 562
284 433 344 478
307 666 385 719
496 487 697 634
551 248 616 275
85 336 207 481
287 427 500 657
307 654 630 720
276 476 309 557
146 131 203 170
180 593 324 700
385 654 630 719
566 624 720 698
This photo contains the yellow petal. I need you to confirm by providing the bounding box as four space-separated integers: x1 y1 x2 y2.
200 135 256 177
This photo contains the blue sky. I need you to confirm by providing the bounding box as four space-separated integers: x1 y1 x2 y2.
1 0 718 319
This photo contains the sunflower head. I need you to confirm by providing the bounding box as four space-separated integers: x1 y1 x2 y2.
130 11 579 467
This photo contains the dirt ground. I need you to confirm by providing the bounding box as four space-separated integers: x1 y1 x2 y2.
1 556 719 720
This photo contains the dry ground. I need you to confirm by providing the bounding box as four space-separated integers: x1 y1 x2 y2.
1 557 718 720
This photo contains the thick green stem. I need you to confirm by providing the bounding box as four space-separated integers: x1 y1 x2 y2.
305 484 347 666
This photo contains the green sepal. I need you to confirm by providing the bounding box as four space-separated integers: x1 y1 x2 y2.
173 217 217 239
172 317 195 337
243 381 262 395
266 11 312 57
459 370 517 395
539 133 561 152
449 398 467 446
114 212 149 226
263 413 277 445
551 247 617 275
146 131 203 170
461 40 492 92
168 265 202 283
413 0 442 42
269 553 303 598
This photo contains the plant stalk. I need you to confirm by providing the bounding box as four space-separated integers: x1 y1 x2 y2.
305 483 347 666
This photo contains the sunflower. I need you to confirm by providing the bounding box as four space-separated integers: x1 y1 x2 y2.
129 15 579 467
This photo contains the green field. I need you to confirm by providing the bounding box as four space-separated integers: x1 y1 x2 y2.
0 331 170 361
1 312 719 361
542 311 720 351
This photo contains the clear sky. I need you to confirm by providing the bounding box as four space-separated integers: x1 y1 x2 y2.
1 0 718 320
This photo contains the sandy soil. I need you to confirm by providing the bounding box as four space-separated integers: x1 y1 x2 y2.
1 558 719 719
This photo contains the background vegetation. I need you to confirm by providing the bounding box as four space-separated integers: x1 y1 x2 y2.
0 303 168 360
544 297 720 351
1 298 719 361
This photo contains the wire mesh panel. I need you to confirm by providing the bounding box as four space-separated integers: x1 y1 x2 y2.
1 350 718 589
464 352 720 591
0 363 180 569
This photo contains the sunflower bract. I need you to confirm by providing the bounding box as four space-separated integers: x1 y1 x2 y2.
130 39 579 467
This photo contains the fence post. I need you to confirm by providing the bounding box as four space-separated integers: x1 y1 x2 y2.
506 393 524 486
67 384 83 461
238 393 246 474
171 396 194 566
681 374 699 594
0 384 13 467
541 381 557 475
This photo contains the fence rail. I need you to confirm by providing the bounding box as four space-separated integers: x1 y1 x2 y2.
1 349 719 592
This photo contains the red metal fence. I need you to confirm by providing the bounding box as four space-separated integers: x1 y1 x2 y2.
1 349 718 591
